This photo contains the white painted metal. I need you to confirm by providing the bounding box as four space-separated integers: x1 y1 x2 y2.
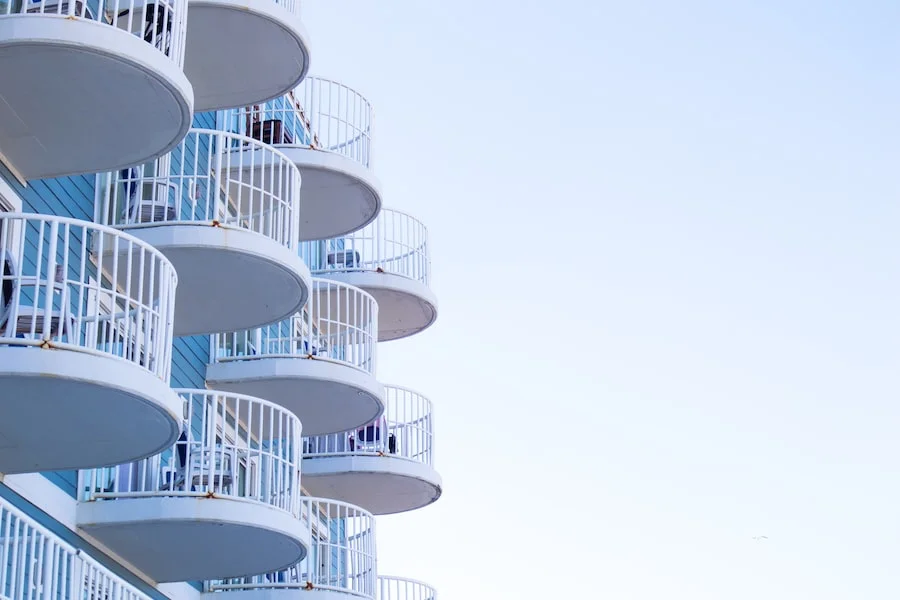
96 129 311 336
0 0 193 180
207 497 376 600
231 77 381 241
207 278 382 436
303 209 436 341
77 389 308 583
0 213 181 474
184 0 310 111
0 495 153 600
301 385 441 515
378 577 436 600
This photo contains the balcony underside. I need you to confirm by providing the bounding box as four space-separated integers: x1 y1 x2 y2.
0 348 181 474
301 456 442 515
204 590 359 600
206 358 383 436
113 224 311 336
318 272 437 342
77 496 309 582
276 147 381 241
184 0 310 111
0 16 192 180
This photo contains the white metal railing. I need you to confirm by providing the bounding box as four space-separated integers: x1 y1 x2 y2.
0 0 189 67
96 129 301 252
0 495 153 600
378 577 436 600
212 278 377 375
304 385 433 467
0 213 177 381
207 497 376 599
231 77 373 169
79 390 302 517
302 209 430 287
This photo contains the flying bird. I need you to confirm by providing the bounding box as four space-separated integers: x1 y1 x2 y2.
752 536 769 541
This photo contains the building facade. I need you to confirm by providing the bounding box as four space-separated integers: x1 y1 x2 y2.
0 3 440 600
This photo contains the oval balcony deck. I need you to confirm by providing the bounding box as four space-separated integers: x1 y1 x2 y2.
0 0 193 180
206 497 376 600
301 385 441 515
207 278 383 436
379 577 437 600
185 0 309 112
77 390 309 583
96 129 311 337
231 77 381 241
0 497 155 600
0 214 181 474
302 209 437 342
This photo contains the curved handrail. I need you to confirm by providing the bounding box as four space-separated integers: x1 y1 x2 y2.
0 213 177 381
0 495 153 600
304 384 434 467
302 208 430 286
79 389 303 517
232 76 374 169
96 129 301 252
378 576 437 600
207 497 376 599
212 278 378 375
0 0 189 67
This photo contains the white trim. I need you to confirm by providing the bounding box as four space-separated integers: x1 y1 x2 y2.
0 176 23 212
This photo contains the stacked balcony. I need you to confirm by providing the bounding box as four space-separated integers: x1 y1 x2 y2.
207 277 383 436
0 0 193 180
379 577 437 600
206 497 377 600
77 389 308 582
0 496 154 600
95 129 312 336
302 385 442 515
0 213 182 474
303 208 437 341
232 77 382 241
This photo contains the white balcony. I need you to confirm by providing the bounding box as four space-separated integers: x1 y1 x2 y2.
303 209 436 341
77 389 308 583
0 213 181 474
0 0 193 180
184 0 309 111
379 577 437 600
0 496 153 600
96 129 311 337
207 278 382 436
231 77 381 241
302 385 441 515
205 497 376 600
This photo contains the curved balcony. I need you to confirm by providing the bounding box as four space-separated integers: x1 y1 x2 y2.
302 385 441 515
207 278 382 436
0 496 154 600
184 0 309 112
232 77 381 241
302 209 436 342
77 389 308 583
0 0 193 180
96 129 311 337
0 213 181 474
206 497 376 600
379 577 437 600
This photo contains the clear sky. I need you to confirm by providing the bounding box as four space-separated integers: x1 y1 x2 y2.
302 2 900 598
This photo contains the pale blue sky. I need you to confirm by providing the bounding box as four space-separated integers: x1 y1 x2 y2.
302 2 900 598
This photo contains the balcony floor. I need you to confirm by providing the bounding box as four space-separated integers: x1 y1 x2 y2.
184 0 310 111
78 496 309 583
301 455 442 515
0 349 181 474
0 16 192 180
